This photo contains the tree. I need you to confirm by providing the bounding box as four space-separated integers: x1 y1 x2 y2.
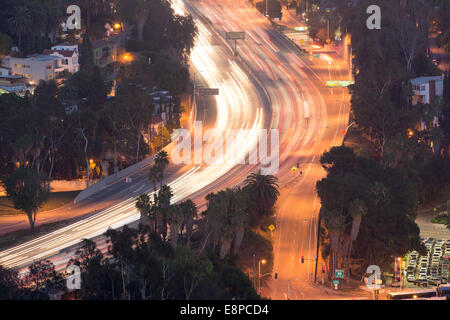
346 198 367 282
0 33 13 55
155 150 170 173
76 0 105 30
27 259 64 292
203 188 248 259
0 266 21 299
156 185 173 239
7 3 31 50
179 199 197 248
136 193 154 232
79 36 95 74
167 204 183 248
1 167 49 233
243 170 279 226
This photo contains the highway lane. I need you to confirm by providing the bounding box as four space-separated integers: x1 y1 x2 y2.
185 0 356 298
0 0 270 272
1 0 358 301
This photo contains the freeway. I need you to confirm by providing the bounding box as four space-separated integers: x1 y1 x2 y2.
1 0 362 300
0 0 269 272
183 0 358 298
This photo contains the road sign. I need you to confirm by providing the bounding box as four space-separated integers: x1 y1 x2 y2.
225 31 246 40
268 224 275 232
197 87 219 96
333 280 339 285
291 166 297 173
335 269 344 278
326 80 355 87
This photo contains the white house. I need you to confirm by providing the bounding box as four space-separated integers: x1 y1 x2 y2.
410 75 444 131
51 42 79 55
0 66 11 76
1 54 63 84
42 48 79 74
410 75 444 105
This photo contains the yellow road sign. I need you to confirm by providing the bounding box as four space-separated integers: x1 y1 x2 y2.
268 224 275 231
291 166 297 173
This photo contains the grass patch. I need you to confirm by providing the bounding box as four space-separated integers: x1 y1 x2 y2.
431 213 449 225
0 191 79 216
418 187 450 216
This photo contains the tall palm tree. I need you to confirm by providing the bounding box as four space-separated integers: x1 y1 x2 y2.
322 208 346 278
8 4 31 50
156 184 173 240
155 150 169 171
179 199 197 248
346 198 367 282
136 0 150 41
148 165 162 193
167 204 183 248
136 193 154 232
243 170 280 225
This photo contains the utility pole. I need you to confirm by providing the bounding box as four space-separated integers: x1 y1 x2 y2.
265 0 268 16
314 213 322 283
253 254 257 290
258 260 261 295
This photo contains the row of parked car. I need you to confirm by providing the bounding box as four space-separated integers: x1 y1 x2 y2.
406 238 450 286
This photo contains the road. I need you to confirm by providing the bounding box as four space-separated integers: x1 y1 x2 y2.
0 0 268 272
177 1 363 299
0 1 365 300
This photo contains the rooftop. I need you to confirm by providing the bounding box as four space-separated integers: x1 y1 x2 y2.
92 39 115 49
43 49 76 58
410 75 444 84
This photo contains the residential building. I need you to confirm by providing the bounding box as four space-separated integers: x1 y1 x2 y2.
42 48 79 74
0 74 29 96
410 75 444 131
51 42 79 55
0 66 11 76
410 75 444 106
1 54 63 84
92 39 120 77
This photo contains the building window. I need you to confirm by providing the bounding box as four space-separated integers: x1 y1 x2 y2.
46 65 52 70
46 74 53 80
14 64 30 68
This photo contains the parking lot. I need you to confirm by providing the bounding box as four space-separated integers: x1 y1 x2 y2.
404 238 450 287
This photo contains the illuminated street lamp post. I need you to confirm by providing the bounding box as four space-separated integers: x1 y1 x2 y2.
258 259 266 295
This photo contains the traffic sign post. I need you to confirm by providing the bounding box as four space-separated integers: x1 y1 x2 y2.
335 269 344 279
197 88 219 96
225 31 246 55
333 280 339 290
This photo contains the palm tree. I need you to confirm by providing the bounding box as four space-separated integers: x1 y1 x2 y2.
136 194 154 231
8 4 31 50
179 199 197 248
322 208 346 278
136 0 150 41
148 165 162 193
167 204 183 248
203 188 249 259
346 199 367 283
155 150 169 174
156 184 173 240
243 170 280 225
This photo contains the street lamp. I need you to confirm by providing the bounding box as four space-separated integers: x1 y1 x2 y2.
258 259 266 295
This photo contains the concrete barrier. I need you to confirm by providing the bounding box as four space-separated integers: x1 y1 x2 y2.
74 156 154 203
